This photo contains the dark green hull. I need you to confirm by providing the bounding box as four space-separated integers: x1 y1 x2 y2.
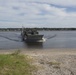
24 35 44 42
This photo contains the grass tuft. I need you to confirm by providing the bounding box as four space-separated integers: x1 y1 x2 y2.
11 50 21 56
47 61 60 66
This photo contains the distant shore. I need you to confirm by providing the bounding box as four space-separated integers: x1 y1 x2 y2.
0 28 76 31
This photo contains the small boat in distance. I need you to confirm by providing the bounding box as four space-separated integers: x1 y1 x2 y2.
21 28 44 42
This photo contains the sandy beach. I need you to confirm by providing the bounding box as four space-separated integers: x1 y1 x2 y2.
0 48 76 75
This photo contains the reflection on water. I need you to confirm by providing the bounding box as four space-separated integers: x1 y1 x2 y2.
25 42 43 49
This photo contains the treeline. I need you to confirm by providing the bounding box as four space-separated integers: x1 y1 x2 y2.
0 28 76 31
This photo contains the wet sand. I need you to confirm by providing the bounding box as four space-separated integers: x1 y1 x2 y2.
0 48 76 75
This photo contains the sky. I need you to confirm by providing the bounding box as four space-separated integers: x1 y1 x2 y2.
0 0 76 28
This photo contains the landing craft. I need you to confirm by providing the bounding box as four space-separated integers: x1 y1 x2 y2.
21 28 44 42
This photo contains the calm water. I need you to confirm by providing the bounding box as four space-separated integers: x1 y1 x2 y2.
0 31 76 50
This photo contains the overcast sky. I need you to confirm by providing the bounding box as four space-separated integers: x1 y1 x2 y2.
0 0 76 28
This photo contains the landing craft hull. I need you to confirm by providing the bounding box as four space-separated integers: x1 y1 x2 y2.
24 35 44 42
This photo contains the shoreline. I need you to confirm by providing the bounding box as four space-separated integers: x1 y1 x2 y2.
0 48 76 75
0 48 76 55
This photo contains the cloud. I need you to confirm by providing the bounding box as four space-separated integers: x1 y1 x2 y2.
0 0 76 28
25 0 76 7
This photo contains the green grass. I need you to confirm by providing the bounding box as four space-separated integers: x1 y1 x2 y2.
0 52 36 75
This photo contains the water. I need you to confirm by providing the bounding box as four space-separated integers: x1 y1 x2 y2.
0 31 76 50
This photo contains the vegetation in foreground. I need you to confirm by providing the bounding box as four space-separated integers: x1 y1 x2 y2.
0 51 36 75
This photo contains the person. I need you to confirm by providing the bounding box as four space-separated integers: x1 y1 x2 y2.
31 30 34 35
